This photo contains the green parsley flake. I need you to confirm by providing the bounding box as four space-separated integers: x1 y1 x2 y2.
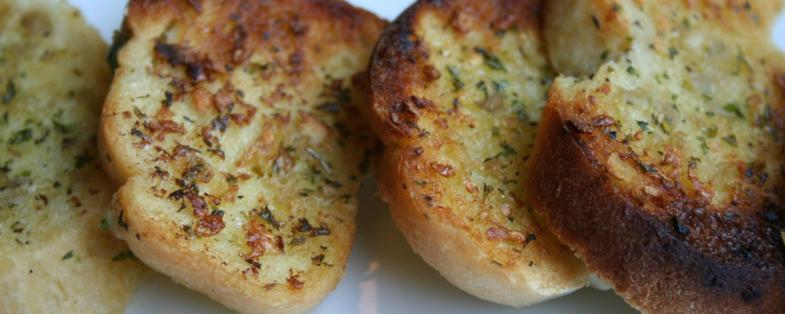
723 103 745 119
474 47 506 72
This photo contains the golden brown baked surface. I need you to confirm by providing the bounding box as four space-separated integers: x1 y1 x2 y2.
531 0 785 313
0 0 148 312
369 0 588 307
100 0 385 313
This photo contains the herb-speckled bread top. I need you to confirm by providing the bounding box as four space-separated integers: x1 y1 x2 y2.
99 1 386 313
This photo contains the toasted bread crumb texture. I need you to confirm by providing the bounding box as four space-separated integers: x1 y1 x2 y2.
0 0 147 313
370 0 587 306
533 0 785 312
101 0 385 312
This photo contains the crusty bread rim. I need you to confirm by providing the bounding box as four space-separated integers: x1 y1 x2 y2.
376 152 583 306
109 179 340 313
528 100 785 314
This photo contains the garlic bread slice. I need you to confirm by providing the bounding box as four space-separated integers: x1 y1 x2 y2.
100 1 385 313
530 1 785 313
369 0 588 307
0 0 148 312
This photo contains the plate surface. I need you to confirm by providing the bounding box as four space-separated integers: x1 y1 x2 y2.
67 1 785 313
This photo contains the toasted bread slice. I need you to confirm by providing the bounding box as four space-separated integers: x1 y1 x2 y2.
530 0 785 313
99 0 385 312
368 0 588 307
0 0 148 312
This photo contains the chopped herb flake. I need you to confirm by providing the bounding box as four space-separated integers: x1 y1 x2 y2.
53 119 72 133
112 251 136 261
600 50 609 61
513 100 527 122
723 103 745 119
75 152 93 169
446 66 464 91
723 135 738 147
3 81 15 104
500 143 517 157
639 162 657 173
62 250 74 260
99 218 110 230
259 207 280 229
474 47 506 72
705 127 718 138
492 80 508 93
476 81 489 100
324 178 342 188
655 116 672 134
698 137 709 154
163 91 173 107
668 47 679 59
9 128 32 145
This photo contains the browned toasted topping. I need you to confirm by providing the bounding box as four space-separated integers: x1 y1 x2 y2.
244 220 278 262
154 42 213 82
195 211 225 237
287 273 304 289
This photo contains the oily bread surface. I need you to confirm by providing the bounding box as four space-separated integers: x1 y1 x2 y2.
100 0 385 313
369 0 588 307
0 0 148 313
531 0 785 313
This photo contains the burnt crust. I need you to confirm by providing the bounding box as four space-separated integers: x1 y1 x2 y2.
369 0 542 141
368 0 437 139
528 101 785 313
126 0 385 81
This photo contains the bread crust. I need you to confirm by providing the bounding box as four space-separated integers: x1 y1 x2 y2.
112 178 346 313
100 1 385 313
529 103 785 314
369 0 588 307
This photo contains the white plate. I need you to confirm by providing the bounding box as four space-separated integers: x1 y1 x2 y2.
68 1 785 313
